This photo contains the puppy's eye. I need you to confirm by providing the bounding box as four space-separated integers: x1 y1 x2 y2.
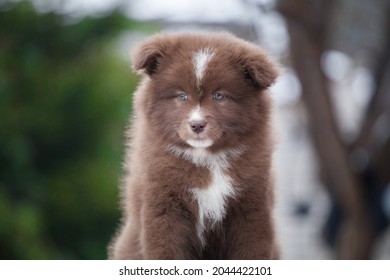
213 92 224 101
177 92 188 102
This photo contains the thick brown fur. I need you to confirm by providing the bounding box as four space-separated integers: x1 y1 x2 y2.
108 32 280 260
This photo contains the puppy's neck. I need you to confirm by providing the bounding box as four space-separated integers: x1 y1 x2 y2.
165 145 245 169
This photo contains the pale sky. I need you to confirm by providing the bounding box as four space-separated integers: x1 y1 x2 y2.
129 0 251 23
31 0 274 22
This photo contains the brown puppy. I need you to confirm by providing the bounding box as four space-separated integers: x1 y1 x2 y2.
109 32 279 260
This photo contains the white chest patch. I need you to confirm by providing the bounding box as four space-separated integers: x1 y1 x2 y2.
193 48 214 88
190 164 235 247
165 145 244 246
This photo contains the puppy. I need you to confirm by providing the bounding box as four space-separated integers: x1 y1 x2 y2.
109 32 279 259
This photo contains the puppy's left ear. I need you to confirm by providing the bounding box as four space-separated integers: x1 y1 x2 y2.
131 33 173 76
131 42 163 76
242 49 279 90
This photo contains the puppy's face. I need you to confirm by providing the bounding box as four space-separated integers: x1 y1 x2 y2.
132 33 278 152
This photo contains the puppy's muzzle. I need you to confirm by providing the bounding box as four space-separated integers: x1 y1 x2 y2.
190 120 207 134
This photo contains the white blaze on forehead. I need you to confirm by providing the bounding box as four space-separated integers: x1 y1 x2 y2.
193 48 214 87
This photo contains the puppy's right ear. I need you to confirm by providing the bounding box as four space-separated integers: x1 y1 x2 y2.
131 34 171 76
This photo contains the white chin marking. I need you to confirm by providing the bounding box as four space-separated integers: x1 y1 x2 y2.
187 139 213 148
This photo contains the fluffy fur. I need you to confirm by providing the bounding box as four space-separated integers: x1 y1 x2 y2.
108 32 279 260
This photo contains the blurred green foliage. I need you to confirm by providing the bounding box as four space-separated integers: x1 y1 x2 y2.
0 0 147 259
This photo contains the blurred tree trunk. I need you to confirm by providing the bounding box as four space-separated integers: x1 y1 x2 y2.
277 0 376 259
353 12 390 186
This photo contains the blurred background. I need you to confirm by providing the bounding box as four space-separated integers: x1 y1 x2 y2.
0 0 389 259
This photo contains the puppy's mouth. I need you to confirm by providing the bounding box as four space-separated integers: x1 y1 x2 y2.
184 106 214 148
187 137 213 148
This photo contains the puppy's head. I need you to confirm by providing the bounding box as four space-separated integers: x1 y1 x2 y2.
132 32 279 152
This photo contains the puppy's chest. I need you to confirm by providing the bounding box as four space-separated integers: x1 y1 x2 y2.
190 166 235 221
189 163 237 246
166 146 242 245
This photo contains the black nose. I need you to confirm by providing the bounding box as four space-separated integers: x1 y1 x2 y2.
190 120 206 134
